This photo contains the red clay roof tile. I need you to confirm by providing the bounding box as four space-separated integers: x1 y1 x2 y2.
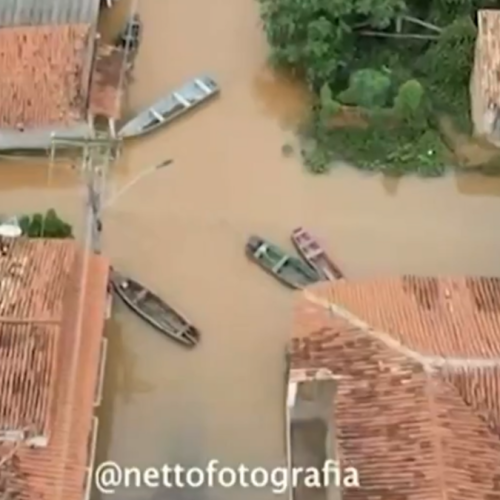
0 238 109 500
0 323 59 437
0 238 75 321
290 277 500 500
0 24 92 128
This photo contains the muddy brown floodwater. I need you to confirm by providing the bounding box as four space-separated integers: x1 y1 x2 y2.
2 0 500 499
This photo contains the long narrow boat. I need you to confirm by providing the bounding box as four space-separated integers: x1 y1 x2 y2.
110 269 200 348
245 236 320 289
291 227 344 281
118 75 220 139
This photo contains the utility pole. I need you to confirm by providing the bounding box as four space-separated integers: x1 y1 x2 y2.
49 131 122 254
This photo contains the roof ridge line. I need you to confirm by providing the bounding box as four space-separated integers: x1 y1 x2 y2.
429 357 500 369
305 291 500 370
304 290 434 369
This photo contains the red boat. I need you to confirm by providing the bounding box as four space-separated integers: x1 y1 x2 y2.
290 227 344 281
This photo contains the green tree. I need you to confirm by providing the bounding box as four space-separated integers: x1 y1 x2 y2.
257 0 486 176
393 79 425 122
319 83 341 123
19 210 73 238
337 69 392 108
28 213 43 238
418 16 476 92
258 0 406 87
19 215 30 235
43 209 72 238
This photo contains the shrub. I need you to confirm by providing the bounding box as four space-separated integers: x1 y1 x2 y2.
337 69 392 108
393 79 429 130
19 210 73 239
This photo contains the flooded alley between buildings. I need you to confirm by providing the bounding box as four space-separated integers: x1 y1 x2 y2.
3 0 500 499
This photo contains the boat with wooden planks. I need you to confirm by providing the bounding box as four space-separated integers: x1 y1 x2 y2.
291 227 344 281
110 269 200 348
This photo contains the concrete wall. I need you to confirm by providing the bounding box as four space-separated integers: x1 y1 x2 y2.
469 32 494 139
470 36 500 147
289 380 340 500
0 123 94 151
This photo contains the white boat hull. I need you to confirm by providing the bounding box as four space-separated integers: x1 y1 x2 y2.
118 75 220 139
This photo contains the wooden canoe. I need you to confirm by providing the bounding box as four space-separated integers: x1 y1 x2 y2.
118 75 220 139
110 270 200 348
245 235 320 289
291 227 344 281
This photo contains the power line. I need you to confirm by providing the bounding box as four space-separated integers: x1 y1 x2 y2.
50 1 141 498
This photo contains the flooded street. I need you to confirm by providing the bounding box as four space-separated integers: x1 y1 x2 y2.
2 0 500 499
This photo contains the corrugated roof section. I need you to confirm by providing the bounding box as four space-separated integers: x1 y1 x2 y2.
0 0 100 27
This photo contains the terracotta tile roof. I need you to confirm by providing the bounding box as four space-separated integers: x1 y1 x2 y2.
0 238 75 439
0 445 28 499
0 238 75 320
88 43 126 120
0 24 92 129
477 10 500 108
290 277 500 500
0 238 109 500
0 324 59 437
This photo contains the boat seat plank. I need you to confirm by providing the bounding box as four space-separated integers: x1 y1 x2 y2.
134 289 148 302
303 242 320 252
294 228 308 238
255 244 268 258
177 325 190 337
195 78 211 94
323 268 336 281
272 255 288 274
150 109 165 122
306 248 323 259
173 92 191 107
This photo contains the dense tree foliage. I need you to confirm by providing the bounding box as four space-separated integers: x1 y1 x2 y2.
19 209 73 238
338 69 392 108
259 0 406 88
258 0 500 174
259 0 486 88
